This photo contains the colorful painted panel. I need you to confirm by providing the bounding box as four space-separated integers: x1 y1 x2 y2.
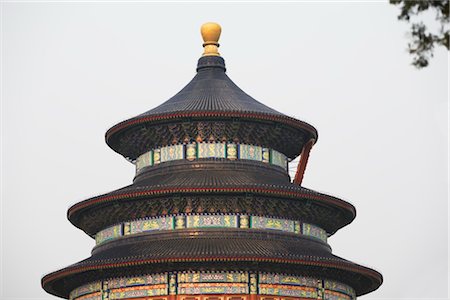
324 281 355 298
271 150 287 170
186 143 197 161
186 215 238 229
160 145 184 163
324 290 352 300
302 223 327 243
109 285 168 299
239 145 262 161
130 217 173 234
258 274 318 287
75 292 102 300
178 283 248 295
109 274 168 289
175 215 186 229
95 224 122 245
198 143 226 159
251 216 295 233
239 215 249 228
69 282 101 300
178 272 248 283
226 143 237 160
136 151 153 173
259 284 318 298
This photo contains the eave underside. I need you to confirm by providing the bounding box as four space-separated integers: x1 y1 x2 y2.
68 189 355 237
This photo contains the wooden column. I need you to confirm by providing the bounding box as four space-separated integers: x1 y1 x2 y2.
293 139 315 185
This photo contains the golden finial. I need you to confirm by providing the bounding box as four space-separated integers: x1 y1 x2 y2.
201 22 221 56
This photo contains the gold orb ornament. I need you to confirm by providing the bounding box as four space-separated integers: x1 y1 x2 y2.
201 22 221 56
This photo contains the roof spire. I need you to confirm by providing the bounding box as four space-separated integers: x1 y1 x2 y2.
201 22 221 56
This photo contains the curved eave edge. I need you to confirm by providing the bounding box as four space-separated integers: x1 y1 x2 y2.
67 186 356 224
105 111 319 155
42 256 382 299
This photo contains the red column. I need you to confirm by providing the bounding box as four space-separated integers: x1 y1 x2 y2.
293 139 315 185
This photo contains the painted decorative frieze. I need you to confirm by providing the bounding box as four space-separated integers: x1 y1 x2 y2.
95 224 122 245
186 215 238 229
178 283 248 295
75 292 101 300
109 274 168 289
302 223 328 243
178 272 248 283
271 149 287 169
324 280 355 298
136 151 152 173
134 142 288 173
109 285 168 299
69 282 101 300
258 274 318 287
198 142 226 159
259 284 318 298
161 145 184 163
251 216 295 233
239 144 262 161
324 290 352 300
95 215 328 246
130 217 173 234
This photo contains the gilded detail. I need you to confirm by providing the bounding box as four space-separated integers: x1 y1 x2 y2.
226 143 237 160
186 143 197 161
175 215 186 229
239 215 249 228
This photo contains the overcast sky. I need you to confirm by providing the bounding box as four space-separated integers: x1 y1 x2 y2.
1 2 448 300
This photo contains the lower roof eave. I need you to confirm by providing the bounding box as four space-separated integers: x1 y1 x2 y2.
42 256 382 299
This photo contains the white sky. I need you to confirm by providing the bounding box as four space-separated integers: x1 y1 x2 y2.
1 2 448 300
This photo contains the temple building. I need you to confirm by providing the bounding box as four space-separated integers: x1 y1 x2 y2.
42 23 382 300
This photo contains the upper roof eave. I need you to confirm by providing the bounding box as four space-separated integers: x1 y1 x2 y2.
104 56 318 160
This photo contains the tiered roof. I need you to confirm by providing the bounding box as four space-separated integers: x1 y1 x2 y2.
42 22 382 299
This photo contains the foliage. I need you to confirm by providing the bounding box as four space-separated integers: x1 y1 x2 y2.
390 0 449 68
